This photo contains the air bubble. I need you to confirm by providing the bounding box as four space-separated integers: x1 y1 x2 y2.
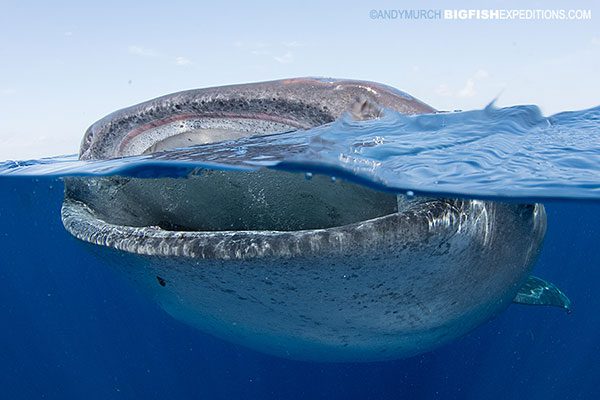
234 146 247 156
305 172 313 180
406 190 414 197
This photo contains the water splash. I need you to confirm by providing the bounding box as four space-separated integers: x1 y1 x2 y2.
1 104 599 201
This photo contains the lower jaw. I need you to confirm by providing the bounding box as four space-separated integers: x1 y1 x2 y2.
100 244 505 362
63 202 514 362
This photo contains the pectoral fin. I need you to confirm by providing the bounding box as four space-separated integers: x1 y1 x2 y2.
512 276 571 311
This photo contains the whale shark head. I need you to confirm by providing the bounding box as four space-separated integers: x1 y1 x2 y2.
69 78 436 238
79 77 434 160
62 78 550 362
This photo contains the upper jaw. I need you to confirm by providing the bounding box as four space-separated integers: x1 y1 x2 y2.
79 78 436 161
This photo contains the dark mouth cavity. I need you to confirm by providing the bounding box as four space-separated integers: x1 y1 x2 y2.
65 170 399 232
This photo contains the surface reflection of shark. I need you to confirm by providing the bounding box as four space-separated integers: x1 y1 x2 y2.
61 78 570 362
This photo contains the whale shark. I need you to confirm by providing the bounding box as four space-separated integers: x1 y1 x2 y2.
61 78 570 361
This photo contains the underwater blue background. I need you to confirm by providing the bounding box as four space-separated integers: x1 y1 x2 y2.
1 104 599 399
0 177 598 400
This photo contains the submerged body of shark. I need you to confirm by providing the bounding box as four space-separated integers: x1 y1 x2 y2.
61 78 570 361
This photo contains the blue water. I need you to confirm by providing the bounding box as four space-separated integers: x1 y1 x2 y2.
0 105 599 399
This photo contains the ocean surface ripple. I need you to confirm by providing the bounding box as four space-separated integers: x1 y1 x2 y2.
1 104 599 201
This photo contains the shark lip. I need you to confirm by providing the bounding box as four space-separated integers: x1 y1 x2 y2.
116 112 313 157
61 198 391 260
61 191 455 260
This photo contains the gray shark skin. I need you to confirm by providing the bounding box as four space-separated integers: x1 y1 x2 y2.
62 77 555 362
78 77 434 160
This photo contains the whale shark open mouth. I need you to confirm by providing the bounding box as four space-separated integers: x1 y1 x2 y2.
62 169 415 262
66 77 428 252
61 78 569 362
65 171 400 233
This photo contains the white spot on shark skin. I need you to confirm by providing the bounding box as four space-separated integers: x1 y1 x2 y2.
356 85 378 95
